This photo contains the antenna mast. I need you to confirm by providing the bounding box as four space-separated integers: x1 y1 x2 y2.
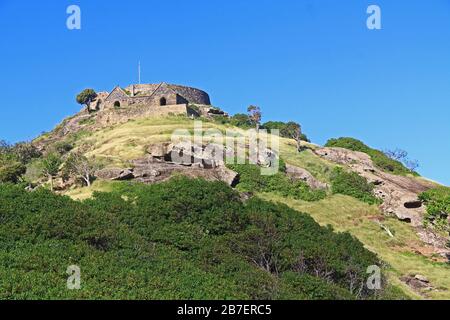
138 61 141 84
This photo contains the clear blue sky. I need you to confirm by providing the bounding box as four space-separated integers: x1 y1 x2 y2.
0 0 449 185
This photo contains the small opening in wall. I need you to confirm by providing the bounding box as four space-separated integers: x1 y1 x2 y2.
160 97 167 106
114 101 121 108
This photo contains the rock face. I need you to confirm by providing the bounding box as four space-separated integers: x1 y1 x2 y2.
96 168 134 181
285 164 328 189
314 147 449 258
98 142 239 187
314 147 434 226
400 274 434 295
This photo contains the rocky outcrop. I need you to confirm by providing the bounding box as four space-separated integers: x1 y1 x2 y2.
97 141 240 187
314 147 448 258
400 274 435 296
314 147 435 226
285 164 328 189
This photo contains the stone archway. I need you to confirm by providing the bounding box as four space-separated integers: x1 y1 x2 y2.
114 101 121 108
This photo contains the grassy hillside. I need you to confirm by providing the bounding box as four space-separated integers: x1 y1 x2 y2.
14 115 449 299
0 178 401 300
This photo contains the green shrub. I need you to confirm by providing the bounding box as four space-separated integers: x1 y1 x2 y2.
330 167 381 205
419 187 450 231
262 121 310 142
0 177 389 299
325 137 416 176
228 163 326 202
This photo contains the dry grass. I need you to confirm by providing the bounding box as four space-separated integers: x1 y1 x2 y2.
64 115 450 299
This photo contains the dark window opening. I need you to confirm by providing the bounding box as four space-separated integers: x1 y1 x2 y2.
114 101 121 108
160 97 167 106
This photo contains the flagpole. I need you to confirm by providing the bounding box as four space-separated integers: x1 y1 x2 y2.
138 61 141 84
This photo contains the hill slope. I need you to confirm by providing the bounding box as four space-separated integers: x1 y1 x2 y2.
12 112 450 299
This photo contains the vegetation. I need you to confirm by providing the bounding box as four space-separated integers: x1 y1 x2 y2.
330 167 381 205
262 121 310 143
325 137 417 176
42 153 63 191
0 154 26 183
76 89 97 110
419 187 450 232
228 163 326 202
247 105 262 130
62 152 101 187
262 193 450 300
0 177 390 299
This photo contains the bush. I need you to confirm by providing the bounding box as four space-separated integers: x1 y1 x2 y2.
0 154 26 183
262 121 310 142
0 177 391 299
325 138 416 176
228 163 326 202
330 167 381 205
419 187 450 231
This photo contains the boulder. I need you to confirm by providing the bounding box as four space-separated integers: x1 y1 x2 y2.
285 164 328 189
96 168 134 180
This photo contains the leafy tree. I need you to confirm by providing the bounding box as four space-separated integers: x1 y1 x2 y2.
0 154 26 183
247 105 262 131
230 113 253 128
11 142 41 164
42 153 62 191
63 152 100 186
282 122 303 152
76 89 97 111
262 121 310 143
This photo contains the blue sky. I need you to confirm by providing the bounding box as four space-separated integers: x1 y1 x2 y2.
0 0 449 185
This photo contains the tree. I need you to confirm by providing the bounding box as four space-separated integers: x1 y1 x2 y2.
247 105 262 131
262 121 310 142
42 153 62 191
404 159 419 172
0 154 26 183
76 89 97 111
11 142 41 164
63 152 100 187
384 148 408 162
384 148 419 173
282 122 303 152
230 113 253 128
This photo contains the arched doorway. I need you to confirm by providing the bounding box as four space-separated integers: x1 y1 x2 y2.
114 101 121 108
159 97 167 106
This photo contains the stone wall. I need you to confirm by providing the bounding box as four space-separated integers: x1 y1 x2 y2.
95 104 189 127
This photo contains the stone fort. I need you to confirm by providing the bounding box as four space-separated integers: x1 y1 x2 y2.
93 82 211 112
82 82 224 128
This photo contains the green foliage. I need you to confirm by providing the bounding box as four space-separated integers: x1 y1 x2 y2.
229 113 254 128
76 89 97 107
419 187 450 231
228 163 326 202
10 142 41 164
0 177 388 299
42 153 62 177
0 154 26 183
325 137 416 176
330 167 381 205
262 121 310 142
